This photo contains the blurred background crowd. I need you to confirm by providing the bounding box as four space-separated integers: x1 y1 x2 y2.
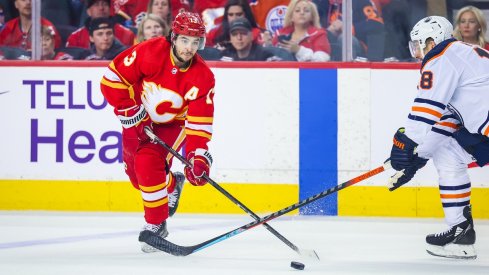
0 0 488 62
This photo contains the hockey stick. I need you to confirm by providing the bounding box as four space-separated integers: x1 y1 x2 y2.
138 154 391 256
144 126 319 260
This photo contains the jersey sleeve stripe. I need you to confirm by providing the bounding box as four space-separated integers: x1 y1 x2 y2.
408 114 436 125
431 127 452 136
103 67 122 82
187 115 213 123
414 98 446 109
185 128 212 139
186 122 213 133
411 106 443 118
109 61 131 86
478 112 489 136
101 77 129 89
441 114 457 120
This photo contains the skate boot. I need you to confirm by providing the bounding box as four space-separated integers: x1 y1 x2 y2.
426 205 476 259
139 221 168 253
168 172 185 217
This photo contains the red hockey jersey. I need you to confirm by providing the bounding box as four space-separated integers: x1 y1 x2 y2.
0 17 61 49
112 0 191 24
100 38 215 153
66 23 135 48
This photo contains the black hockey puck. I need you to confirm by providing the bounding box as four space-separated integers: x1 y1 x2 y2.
290 261 305 270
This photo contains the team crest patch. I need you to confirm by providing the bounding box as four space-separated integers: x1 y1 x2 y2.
265 5 287 33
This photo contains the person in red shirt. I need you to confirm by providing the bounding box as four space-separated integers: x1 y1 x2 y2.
66 0 135 48
100 11 215 252
273 0 331 61
0 0 61 50
206 0 264 48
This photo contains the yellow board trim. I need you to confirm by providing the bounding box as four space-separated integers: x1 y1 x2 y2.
2 180 487 218
0 180 298 215
338 186 489 219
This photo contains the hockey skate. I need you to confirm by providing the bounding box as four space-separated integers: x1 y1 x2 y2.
168 172 185 217
139 221 168 253
426 205 476 259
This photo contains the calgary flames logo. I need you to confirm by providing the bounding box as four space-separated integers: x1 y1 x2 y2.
141 81 184 123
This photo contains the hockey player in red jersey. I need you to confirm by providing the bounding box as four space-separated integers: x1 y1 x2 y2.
387 16 489 259
100 11 215 252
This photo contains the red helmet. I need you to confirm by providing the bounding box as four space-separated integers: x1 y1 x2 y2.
172 11 206 38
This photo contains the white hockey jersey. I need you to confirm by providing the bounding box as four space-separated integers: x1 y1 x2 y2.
405 39 489 158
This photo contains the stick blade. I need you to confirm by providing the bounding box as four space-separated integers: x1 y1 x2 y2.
139 231 192 256
299 248 320 261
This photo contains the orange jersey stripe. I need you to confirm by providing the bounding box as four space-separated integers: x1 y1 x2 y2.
440 191 471 199
412 106 443 118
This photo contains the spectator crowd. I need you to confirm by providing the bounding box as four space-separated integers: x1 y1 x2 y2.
0 0 488 61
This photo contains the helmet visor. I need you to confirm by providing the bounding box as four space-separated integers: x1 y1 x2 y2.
408 40 423 59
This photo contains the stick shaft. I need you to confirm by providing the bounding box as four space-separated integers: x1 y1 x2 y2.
144 126 314 257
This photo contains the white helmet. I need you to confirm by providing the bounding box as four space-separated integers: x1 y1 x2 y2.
409 16 453 58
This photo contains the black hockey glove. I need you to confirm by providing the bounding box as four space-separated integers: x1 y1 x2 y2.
388 128 428 191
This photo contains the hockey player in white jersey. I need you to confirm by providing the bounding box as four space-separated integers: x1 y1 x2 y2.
387 16 489 259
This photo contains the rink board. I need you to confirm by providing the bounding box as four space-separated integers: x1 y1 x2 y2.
0 61 487 218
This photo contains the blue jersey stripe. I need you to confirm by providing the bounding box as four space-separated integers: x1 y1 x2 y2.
442 201 470 208
440 114 457 121
477 111 489 135
408 114 436 125
432 127 452 137
439 183 471 190
414 98 446 110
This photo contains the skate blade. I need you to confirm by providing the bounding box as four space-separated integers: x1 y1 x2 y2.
426 244 477 260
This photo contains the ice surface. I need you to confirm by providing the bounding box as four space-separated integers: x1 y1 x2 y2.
0 211 488 274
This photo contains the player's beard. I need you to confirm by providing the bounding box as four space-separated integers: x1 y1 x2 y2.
172 45 192 68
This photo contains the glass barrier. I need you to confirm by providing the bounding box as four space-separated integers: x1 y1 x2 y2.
0 0 487 62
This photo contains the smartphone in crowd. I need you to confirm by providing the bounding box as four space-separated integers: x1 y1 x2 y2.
278 34 292 42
